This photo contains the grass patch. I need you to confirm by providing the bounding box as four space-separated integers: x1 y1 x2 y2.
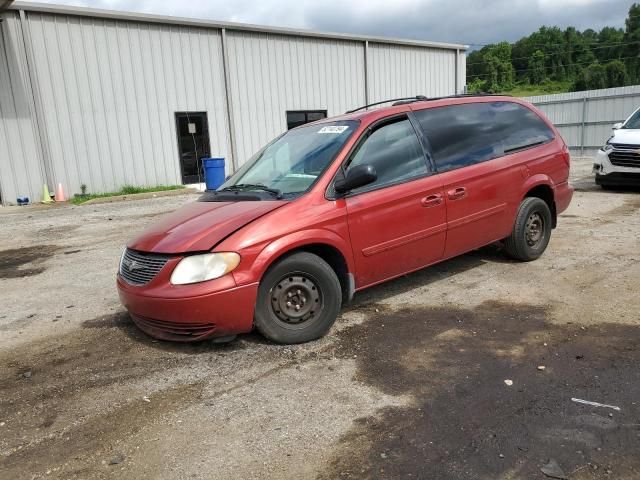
500 81 572 98
71 185 186 205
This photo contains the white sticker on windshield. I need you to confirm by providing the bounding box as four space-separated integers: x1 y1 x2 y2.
318 125 349 134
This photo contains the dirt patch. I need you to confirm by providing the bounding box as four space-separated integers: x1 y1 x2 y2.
322 301 640 480
2 379 204 478
131 212 166 220
81 312 132 329
605 194 640 217
0 313 214 477
0 245 60 278
36 224 81 238
0 312 297 479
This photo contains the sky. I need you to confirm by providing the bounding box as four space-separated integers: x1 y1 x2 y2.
26 0 635 46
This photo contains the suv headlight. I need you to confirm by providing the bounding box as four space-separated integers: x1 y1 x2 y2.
600 142 613 153
170 252 240 285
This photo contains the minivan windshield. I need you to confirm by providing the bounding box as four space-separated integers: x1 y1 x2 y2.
218 120 358 198
623 109 640 129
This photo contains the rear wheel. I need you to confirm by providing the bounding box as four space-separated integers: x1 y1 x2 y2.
504 197 552 262
254 252 342 344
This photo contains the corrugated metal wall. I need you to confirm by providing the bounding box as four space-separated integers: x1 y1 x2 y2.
367 43 458 101
0 6 465 205
24 11 230 197
0 11 45 204
524 85 640 157
226 31 366 165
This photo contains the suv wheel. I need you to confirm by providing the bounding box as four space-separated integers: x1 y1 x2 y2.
504 197 552 262
254 252 342 344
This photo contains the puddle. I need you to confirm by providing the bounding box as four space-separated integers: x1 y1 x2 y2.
0 245 60 278
322 301 640 479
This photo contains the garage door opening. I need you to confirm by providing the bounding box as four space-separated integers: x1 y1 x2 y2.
175 112 211 184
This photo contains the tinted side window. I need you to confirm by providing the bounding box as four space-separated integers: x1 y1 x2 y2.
414 102 555 172
347 118 427 191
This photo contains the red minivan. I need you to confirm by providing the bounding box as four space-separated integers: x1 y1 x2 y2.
117 95 573 344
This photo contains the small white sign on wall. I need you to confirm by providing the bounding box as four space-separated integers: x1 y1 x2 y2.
188 123 197 134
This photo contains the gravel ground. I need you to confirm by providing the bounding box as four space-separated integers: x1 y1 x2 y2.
1 158 639 479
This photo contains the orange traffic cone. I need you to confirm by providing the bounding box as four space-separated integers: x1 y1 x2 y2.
54 183 66 202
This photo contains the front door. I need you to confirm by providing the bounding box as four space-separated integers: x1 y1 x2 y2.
342 116 447 289
175 112 211 184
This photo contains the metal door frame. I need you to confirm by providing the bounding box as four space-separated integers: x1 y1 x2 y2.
174 111 211 184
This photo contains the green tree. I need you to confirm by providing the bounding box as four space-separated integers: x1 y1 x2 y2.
466 77 486 93
605 60 628 87
483 42 514 92
465 6 640 94
574 63 607 90
465 49 485 86
528 50 547 84
597 27 625 63
623 3 640 82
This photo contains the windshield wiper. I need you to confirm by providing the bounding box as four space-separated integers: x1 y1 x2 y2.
220 184 283 199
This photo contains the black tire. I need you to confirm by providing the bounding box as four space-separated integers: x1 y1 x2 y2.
503 197 552 262
254 252 342 344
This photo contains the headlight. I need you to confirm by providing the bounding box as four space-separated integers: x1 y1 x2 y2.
600 142 613 153
170 252 240 285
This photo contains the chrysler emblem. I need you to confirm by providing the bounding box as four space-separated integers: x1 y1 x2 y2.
124 259 143 272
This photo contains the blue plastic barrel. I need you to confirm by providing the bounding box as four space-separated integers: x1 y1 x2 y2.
203 158 225 190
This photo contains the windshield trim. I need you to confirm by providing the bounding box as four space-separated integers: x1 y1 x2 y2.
220 119 360 200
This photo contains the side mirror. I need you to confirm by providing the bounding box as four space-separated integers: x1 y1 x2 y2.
612 122 623 130
334 164 377 194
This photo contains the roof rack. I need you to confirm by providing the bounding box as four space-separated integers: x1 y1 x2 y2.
423 93 511 101
345 93 511 114
346 96 427 114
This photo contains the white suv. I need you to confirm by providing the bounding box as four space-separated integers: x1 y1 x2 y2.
593 106 640 188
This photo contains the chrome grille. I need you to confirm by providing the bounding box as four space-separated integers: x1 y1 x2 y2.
119 248 170 286
610 143 639 150
609 144 640 168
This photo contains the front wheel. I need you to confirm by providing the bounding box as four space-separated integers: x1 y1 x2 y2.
254 252 342 344
503 197 552 262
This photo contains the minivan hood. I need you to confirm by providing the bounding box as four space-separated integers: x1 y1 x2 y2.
611 128 640 145
128 201 284 254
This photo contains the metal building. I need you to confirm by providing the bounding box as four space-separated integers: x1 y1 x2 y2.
0 1 467 205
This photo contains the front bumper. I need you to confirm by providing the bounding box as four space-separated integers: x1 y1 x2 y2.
595 172 640 187
593 149 640 186
117 276 258 342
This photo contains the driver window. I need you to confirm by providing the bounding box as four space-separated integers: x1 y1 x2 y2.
347 118 428 191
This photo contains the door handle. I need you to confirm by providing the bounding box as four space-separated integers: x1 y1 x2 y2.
421 194 443 208
447 187 467 200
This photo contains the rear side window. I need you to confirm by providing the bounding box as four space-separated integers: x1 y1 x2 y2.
346 118 427 192
414 102 555 172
